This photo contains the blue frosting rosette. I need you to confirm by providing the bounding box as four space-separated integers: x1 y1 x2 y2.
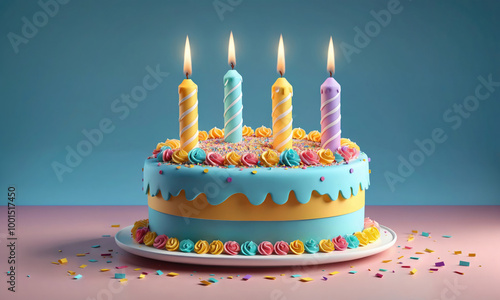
188 148 206 164
304 239 319 254
179 239 194 252
241 241 258 256
279 148 300 167
344 235 360 249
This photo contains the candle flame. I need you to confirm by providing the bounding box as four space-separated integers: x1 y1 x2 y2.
228 31 236 68
327 36 335 76
184 36 192 77
277 34 285 76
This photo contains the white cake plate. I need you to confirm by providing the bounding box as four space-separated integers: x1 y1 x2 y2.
115 225 397 267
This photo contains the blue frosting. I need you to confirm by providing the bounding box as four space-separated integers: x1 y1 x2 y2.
344 235 360 249
179 239 194 252
241 241 258 256
144 153 370 205
148 207 364 244
304 239 319 254
188 148 206 164
334 151 344 163
279 148 300 166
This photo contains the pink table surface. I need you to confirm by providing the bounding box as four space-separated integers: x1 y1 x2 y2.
1 206 499 300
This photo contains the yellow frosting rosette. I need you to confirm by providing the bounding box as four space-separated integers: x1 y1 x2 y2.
171 149 189 164
307 130 321 143
317 149 335 164
208 127 224 139
292 128 306 140
363 227 380 243
194 240 210 254
156 142 166 150
354 231 369 246
166 237 179 251
164 139 181 149
242 126 254 137
224 151 241 166
290 240 305 255
341 138 360 151
255 126 272 137
131 219 148 237
143 231 157 247
260 150 279 167
209 240 224 255
319 239 335 252
198 131 208 141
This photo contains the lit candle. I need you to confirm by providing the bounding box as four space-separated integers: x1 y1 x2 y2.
223 31 243 143
178 36 198 152
271 35 293 152
320 37 341 151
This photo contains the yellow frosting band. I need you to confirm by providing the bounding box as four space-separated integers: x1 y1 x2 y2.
148 188 364 221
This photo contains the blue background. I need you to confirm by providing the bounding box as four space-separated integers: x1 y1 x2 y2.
1 0 499 205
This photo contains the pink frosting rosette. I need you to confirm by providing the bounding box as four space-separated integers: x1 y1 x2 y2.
135 227 149 244
153 234 168 249
258 241 274 255
223 241 240 255
332 235 348 251
274 241 290 255
153 149 161 156
337 145 360 162
205 152 225 166
300 150 320 166
364 217 380 230
241 153 259 167
162 149 173 162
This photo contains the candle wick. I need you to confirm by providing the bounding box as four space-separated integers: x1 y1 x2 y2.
186 73 189 79
279 71 283 77
329 71 333 77
231 63 234 70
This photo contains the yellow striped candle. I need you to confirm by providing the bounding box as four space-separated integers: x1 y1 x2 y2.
272 35 293 152
179 36 198 152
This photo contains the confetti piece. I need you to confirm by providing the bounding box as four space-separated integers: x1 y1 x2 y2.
139 274 145 279
133 268 141 271
459 261 470 267
116 266 128 269
375 273 383 278
410 268 417 275
227 276 233 279
101 253 111 257
401 266 411 268
398 256 404 259
411 230 418 234
264 276 276 280
119 279 128 283
203 169 209 173
429 268 439 271
79 265 87 269
114 273 126 279
58 258 68 264
454 271 464 275
425 248 434 253
111 225 120 228
322 276 327 281
88 259 98 263
209 274 215 276
67 271 76 275
208 278 218 283
156 270 163 275
421 232 429 237
74 274 82 280
100 269 110 272
442 235 452 238
454 251 462 255
51 262 60 265
349 271 357 274
76 254 86 257
410 257 419 260
251 170 257 174
407 235 414 242
91 245 100 248
107 261 112 263
404 246 413 249
280 274 285 276
242 275 252 280
167 272 179 277
300 277 314 282
468 253 476 257
291 274 302 278
379 269 387 272
102 235 111 238
382 260 392 263
415 252 425 254
329 271 339 275
200 280 211 286
435 262 445 267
